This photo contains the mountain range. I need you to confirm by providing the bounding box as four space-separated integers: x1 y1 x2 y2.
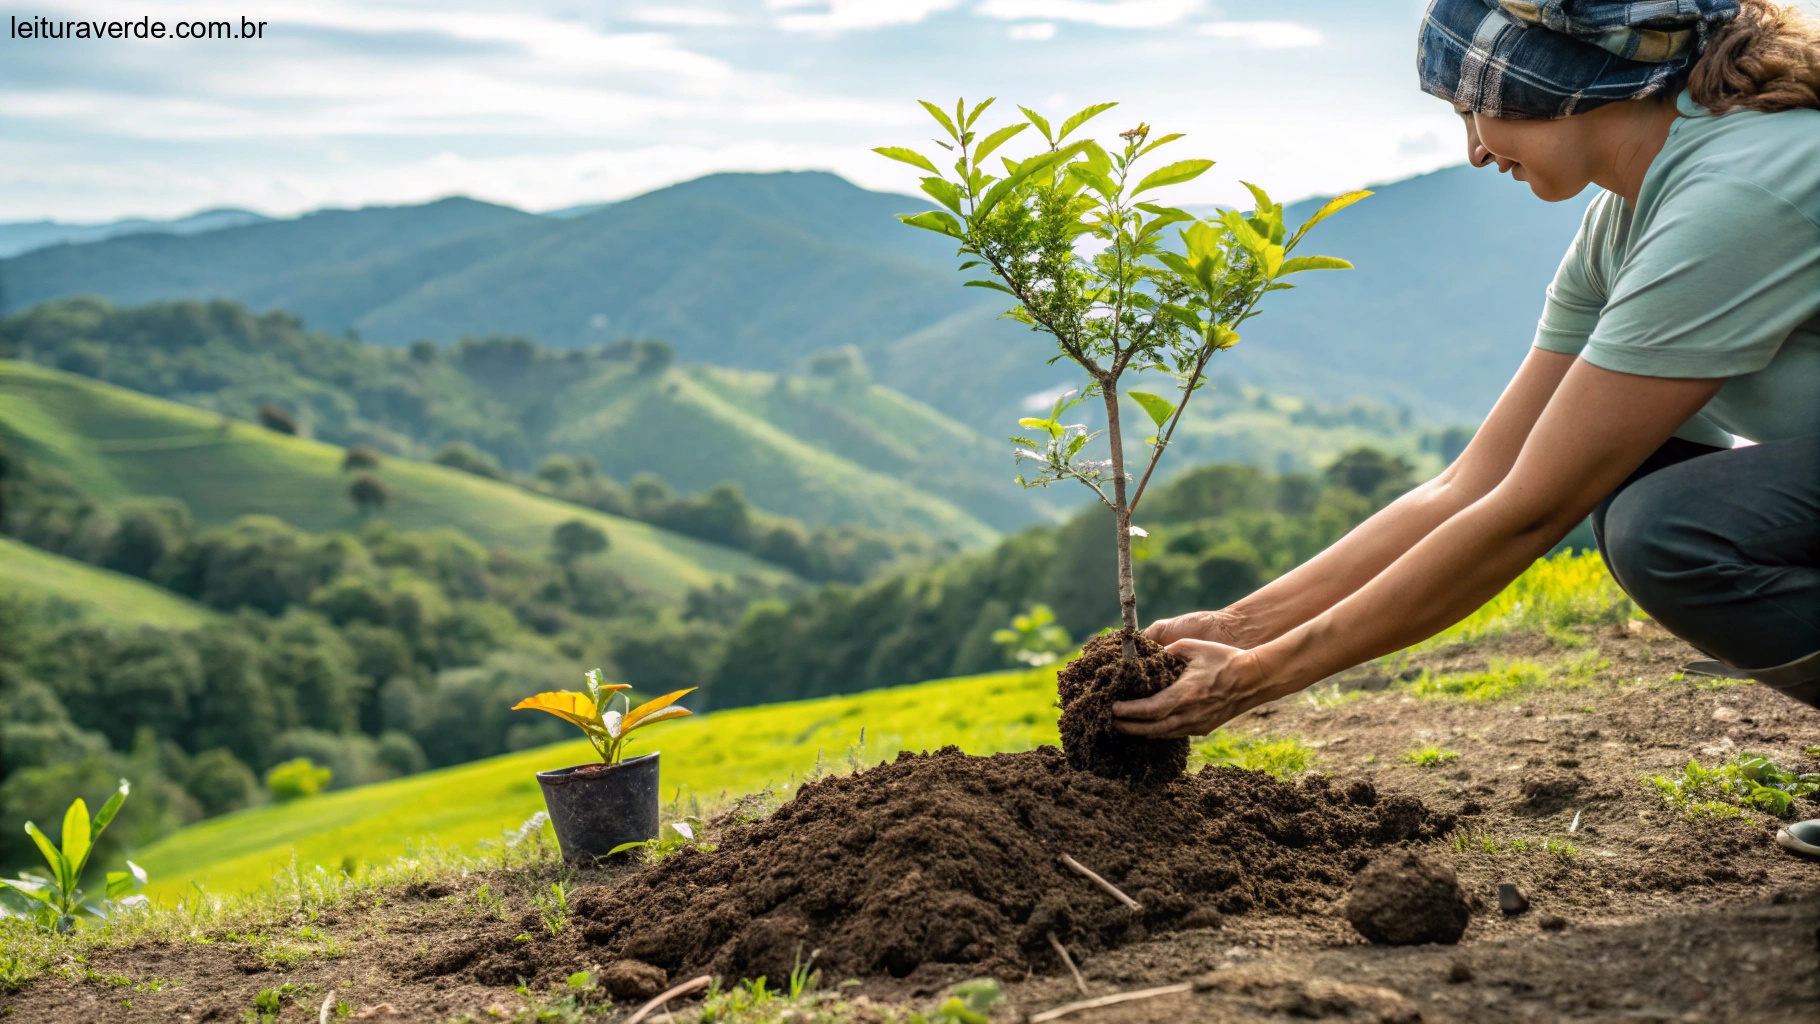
0 164 1589 426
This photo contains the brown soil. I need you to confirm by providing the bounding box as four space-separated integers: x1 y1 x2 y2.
427 744 1450 989
1056 631 1188 784
9 623 1820 1023
1345 850 1471 945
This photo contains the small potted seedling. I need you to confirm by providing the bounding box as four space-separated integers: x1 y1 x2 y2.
512 670 696 862
880 98 1362 782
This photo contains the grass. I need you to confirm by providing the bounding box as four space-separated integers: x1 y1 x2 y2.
1401 745 1459 768
1399 653 1608 702
1191 731 1316 779
0 536 218 628
1419 549 1635 649
1646 752 1820 821
132 665 1065 900
0 361 788 601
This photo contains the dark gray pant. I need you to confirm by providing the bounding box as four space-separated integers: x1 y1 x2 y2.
1591 435 1820 709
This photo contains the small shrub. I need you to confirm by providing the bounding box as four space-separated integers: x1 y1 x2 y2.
348 474 390 515
990 603 1073 667
264 758 332 802
1648 753 1819 819
255 405 298 436
340 445 382 472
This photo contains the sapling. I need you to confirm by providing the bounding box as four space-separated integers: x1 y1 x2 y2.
0 779 148 932
880 98 1363 778
512 669 695 765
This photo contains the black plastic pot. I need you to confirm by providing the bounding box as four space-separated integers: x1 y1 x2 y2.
536 752 661 862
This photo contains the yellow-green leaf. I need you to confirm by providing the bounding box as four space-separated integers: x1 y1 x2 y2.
1132 159 1214 197
873 146 940 176
61 798 90 886
1057 101 1118 142
623 688 698 732
511 691 601 732
919 99 959 139
23 821 65 884
1278 255 1353 275
624 706 692 735
971 122 1028 166
1296 189 1371 236
1019 105 1054 143
898 210 964 240
1128 390 1176 427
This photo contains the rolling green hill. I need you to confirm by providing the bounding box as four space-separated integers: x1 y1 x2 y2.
133 663 1059 900
0 535 217 628
0 361 787 601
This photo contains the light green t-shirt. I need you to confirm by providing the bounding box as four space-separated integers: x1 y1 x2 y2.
1533 91 1820 447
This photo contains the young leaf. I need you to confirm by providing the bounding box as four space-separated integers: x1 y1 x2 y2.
23 822 66 891
972 122 1027 166
1127 390 1176 427
1137 132 1186 158
511 691 603 732
897 210 965 240
1294 189 1372 238
60 799 91 890
920 176 965 215
873 146 940 175
1057 101 1118 141
1131 159 1214 197
623 688 698 732
1214 325 1241 348
918 99 960 140
1241 180 1275 215
974 141 1089 219
1278 255 1353 275
964 279 1015 295
1018 105 1054 143
91 779 130 837
625 706 692 733
965 96 996 129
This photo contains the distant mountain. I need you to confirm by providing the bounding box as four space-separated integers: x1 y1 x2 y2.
0 208 272 259
0 165 1589 426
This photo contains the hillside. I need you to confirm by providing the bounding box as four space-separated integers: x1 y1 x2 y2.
0 208 273 259
0 361 787 601
0 166 1588 427
0 535 218 628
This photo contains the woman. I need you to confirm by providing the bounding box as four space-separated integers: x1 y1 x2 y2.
1114 0 1820 857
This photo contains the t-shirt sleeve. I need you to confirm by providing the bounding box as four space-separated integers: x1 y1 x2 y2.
1580 173 1820 379
1531 195 1612 357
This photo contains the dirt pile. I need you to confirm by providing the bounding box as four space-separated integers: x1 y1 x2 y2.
1344 850 1471 945
431 746 1452 988
1057 632 1188 783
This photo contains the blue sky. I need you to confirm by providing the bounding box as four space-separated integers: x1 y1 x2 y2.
0 0 1687 220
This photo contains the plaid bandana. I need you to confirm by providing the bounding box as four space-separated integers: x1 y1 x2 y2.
1419 0 1742 119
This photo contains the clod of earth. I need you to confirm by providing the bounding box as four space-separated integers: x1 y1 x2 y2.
1345 850 1471 945
426 746 1450 987
1498 882 1530 915
600 960 667 1001
1057 632 1188 784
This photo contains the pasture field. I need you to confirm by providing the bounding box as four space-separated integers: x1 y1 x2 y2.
0 360 788 600
0 535 218 628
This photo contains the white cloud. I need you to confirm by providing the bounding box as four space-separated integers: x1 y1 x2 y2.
1007 22 1058 40
626 7 740 28
1194 20 1322 49
768 0 962 32
973 0 1203 29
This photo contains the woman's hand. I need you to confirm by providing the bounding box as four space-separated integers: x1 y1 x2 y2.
1112 640 1265 738
1143 608 1251 649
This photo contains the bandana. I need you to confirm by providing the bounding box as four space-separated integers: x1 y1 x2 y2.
1419 0 1742 119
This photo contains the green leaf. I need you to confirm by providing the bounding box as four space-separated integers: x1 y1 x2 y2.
1066 164 1118 199
1137 132 1186 158
1128 390 1176 427
897 210 964 240
607 840 650 857
1057 101 1118 142
1241 181 1275 215
1155 252 1195 278
1066 433 1088 459
1135 203 1194 239
1294 189 1372 239
23 822 65 890
1017 417 1057 437
1263 243 1284 278
1214 325 1241 349
1131 159 1213 197
1157 302 1203 334
873 146 940 175
920 176 965 215
1265 282 1295 291
60 799 90 890
1019 105 1053 144
975 141 1089 219
965 96 996 129
964 279 1014 295
919 99 959 140
1278 255 1353 275
91 779 129 837
971 122 1028 167
1223 210 1266 255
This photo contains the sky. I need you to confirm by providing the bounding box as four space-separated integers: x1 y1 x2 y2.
0 0 1729 221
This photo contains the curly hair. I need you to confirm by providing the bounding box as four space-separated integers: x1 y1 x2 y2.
1689 0 1820 112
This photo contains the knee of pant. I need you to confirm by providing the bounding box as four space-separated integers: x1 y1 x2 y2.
1601 486 1709 610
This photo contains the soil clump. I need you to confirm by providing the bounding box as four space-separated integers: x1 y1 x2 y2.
1056 632 1189 784
1345 850 1471 945
434 745 1451 988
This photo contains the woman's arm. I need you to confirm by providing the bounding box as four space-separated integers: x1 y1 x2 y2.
1148 348 1578 649
1116 360 1724 737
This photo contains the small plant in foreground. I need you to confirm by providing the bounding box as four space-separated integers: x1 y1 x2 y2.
1191 731 1315 779
1401 746 1459 768
1649 752 1819 819
609 819 709 861
0 779 146 932
991 603 1074 667
512 669 695 764
530 882 571 936
881 97 1362 649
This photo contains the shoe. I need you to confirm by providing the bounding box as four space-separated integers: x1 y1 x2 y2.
1681 659 1755 680
1777 819 1820 859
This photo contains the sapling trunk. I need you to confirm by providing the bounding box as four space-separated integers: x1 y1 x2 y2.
1100 383 1140 654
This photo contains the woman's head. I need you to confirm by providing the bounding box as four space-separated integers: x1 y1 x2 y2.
1422 1 1820 199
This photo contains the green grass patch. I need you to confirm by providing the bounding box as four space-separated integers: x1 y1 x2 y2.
1399 653 1607 702
1419 550 1635 649
1647 753 1819 820
0 536 217 628
1191 731 1316 780
1401 745 1458 768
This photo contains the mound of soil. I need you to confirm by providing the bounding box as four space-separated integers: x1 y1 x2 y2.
1345 850 1471 946
432 746 1452 988
1057 632 1189 784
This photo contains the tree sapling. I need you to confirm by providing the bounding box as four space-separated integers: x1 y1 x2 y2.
881 98 1363 780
